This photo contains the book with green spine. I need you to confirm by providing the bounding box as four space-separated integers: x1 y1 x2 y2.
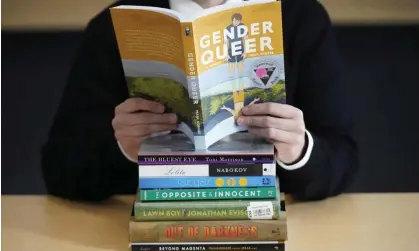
134 192 286 221
139 186 277 201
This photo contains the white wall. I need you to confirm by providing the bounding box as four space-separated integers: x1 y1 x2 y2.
2 0 419 30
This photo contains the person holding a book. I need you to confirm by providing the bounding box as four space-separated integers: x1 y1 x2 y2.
41 0 358 202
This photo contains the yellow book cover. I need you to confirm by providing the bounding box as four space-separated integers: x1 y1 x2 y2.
110 0 286 149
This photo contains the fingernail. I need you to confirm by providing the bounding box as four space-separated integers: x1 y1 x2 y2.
241 107 248 114
237 117 244 125
171 114 178 123
157 105 165 113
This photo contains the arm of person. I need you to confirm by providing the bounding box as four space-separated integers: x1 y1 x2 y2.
41 9 137 202
220 105 235 116
276 1 358 201
248 97 260 106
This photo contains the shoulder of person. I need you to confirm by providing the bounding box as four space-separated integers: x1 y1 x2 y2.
85 0 169 34
281 0 334 53
281 0 331 25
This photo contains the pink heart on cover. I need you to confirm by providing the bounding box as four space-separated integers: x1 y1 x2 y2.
255 67 268 78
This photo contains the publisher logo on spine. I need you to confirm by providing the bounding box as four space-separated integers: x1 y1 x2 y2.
251 60 282 89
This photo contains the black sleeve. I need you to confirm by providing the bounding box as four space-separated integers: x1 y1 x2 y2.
277 1 358 201
41 10 138 202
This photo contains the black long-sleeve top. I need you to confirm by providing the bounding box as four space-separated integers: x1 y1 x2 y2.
41 0 358 202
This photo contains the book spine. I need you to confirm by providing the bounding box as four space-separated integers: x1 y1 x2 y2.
138 155 275 164
129 220 287 243
139 187 277 201
130 242 285 251
138 176 276 189
138 163 276 177
181 22 204 137
134 199 284 221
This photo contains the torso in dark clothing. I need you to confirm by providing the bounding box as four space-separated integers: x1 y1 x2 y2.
40 0 358 202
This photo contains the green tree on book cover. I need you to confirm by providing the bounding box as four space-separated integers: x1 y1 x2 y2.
126 76 199 130
126 77 285 130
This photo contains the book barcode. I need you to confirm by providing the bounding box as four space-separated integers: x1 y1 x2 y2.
252 207 271 217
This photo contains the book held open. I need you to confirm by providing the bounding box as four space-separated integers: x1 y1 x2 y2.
110 0 286 149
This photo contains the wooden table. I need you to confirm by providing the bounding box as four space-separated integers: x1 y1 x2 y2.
2 193 419 251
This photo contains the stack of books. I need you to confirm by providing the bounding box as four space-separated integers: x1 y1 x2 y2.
129 133 287 251
109 0 289 250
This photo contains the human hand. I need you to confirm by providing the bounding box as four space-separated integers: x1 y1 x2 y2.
112 98 177 160
237 103 306 164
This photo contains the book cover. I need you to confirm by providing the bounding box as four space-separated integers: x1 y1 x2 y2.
110 0 286 149
139 187 278 202
129 219 287 243
137 162 277 177
134 193 286 221
138 176 276 189
137 132 275 164
130 242 285 251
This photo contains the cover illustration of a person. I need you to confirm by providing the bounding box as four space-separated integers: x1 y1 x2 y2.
185 26 191 36
225 13 248 92
221 13 254 123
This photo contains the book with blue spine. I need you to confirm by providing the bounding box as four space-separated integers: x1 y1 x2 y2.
138 176 276 189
